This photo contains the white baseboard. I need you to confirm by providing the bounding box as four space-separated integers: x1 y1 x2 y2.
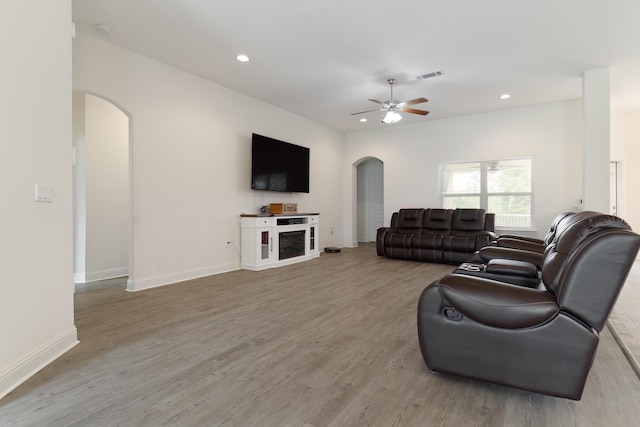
74 267 129 284
0 327 78 400
126 262 240 292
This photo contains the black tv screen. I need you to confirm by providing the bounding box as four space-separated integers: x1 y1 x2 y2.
251 133 310 193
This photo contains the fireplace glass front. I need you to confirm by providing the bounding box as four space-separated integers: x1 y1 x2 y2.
279 230 306 260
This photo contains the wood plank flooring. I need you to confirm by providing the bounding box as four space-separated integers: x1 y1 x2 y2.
2 243 640 426
608 261 640 377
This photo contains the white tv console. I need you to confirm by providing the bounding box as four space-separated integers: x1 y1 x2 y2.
240 213 320 271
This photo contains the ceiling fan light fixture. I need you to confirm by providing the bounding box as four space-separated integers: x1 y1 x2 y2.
382 110 402 124
351 78 428 122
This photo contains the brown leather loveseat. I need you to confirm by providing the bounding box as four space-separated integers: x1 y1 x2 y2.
376 208 496 264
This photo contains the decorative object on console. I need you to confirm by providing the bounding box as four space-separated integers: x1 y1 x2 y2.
269 203 297 214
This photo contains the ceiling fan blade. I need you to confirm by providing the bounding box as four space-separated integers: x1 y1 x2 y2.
401 107 430 116
351 108 382 115
368 98 388 106
399 97 428 107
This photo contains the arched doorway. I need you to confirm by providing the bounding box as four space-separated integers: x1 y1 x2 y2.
356 157 384 243
72 92 131 285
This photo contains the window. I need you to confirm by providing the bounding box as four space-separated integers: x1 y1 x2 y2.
439 157 533 229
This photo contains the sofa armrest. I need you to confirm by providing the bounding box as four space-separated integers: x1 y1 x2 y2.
376 227 395 256
498 235 544 244
484 213 496 232
494 237 545 253
475 231 498 250
473 245 545 267
436 274 558 329
485 259 538 278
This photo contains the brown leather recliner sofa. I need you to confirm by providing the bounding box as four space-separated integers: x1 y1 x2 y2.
376 208 497 264
490 211 572 253
468 211 590 269
417 212 640 400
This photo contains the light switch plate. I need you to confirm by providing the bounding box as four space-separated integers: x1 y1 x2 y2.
35 184 53 202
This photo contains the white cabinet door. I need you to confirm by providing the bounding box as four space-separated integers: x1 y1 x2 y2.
241 217 275 271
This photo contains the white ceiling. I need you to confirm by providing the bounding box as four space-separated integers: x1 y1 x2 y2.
72 0 640 132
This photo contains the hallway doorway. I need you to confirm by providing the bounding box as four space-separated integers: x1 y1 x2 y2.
72 93 131 284
356 158 384 242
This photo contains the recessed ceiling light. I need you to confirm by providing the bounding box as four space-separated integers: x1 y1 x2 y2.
360 118 367 122
236 54 250 62
500 93 511 100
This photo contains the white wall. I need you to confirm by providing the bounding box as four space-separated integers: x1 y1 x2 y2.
612 110 640 231
0 0 77 399
582 69 611 212
72 92 87 281
72 33 345 291
628 112 640 234
74 94 129 282
344 100 585 246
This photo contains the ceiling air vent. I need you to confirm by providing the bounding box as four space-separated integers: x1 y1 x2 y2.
417 71 444 80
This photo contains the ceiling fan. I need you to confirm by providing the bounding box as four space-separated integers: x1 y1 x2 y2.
351 78 430 123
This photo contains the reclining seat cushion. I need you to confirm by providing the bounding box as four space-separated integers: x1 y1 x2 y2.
451 209 486 235
416 209 452 247
412 209 452 262
445 209 487 253
382 209 424 259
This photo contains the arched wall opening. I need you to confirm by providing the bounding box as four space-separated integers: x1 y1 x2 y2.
354 157 384 244
72 91 132 286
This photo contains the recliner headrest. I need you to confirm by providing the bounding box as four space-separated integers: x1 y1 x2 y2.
451 209 486 231
541 213 631 292
459 209 485 221
428 209 449 221
398 209 423 221
555 214 630 254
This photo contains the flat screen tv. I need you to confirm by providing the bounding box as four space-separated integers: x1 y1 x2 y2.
251 133 310 193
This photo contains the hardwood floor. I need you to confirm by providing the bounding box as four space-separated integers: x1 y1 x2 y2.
2 243 640 426
608 261 640 378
